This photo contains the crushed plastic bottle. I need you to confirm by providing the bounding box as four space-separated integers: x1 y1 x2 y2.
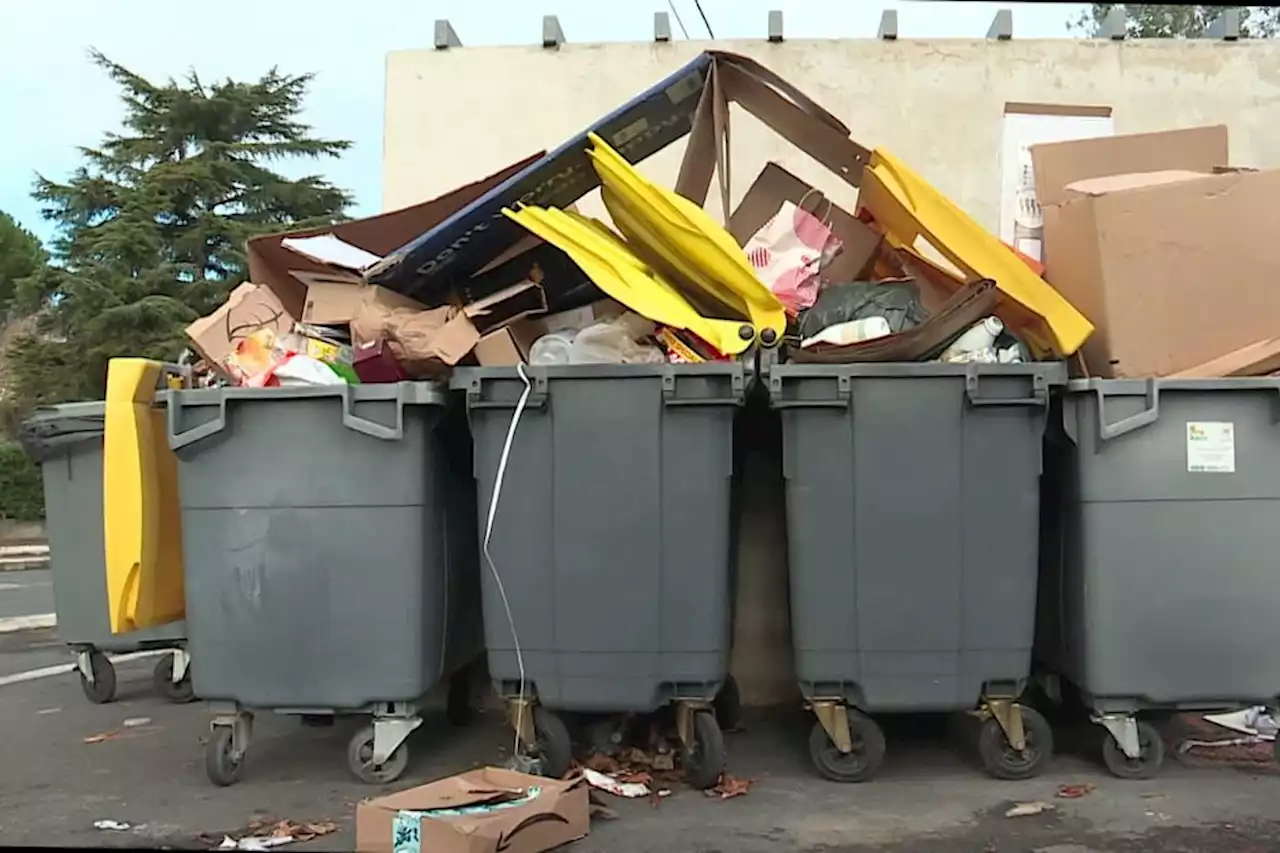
529 331 576 366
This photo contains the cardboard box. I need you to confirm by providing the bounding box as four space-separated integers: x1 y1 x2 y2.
303 280 430 327
1032 126 1280 377
185 282 294 374
355 768 588 853
1172 336 1280 379
728 162 881 283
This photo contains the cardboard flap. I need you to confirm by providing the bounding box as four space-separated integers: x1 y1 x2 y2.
1064 169 1211 197
1031 125 1228 209
246 152 545 315
674 54 871 210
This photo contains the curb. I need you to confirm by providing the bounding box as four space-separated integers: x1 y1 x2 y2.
0 613 57 634
0 558 49 572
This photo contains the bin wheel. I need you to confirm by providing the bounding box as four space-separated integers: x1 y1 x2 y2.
978 705 1053 781
153 654 195 704
808 710 886 784
1102 720 1164 780
681 710 726 791
529 707 573 780
205 728 244 787
714 675 742 732
79 650 117 705
347 724 410 785
446 670 473 727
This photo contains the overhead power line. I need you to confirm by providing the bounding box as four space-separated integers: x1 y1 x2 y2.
666 0 691 38
693 0 716 39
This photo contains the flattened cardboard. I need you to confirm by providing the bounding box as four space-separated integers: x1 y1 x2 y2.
1041 162 1280 378
461 280 548 334
247 152 545 316
355 768 588 853
1030 124 1228 209
349 295 481 378
1172 336 1280 379
728 162 880 283
185 282 293 374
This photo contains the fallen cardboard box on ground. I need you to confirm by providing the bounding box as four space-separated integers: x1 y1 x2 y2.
355 768 588 853
1032 125 1280 377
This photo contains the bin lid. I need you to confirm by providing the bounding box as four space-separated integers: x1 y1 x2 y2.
18 401 107 462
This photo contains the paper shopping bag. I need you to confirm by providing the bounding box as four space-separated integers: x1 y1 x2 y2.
743 199 842 315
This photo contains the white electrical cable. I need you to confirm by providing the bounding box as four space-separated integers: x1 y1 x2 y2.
481 362 534 762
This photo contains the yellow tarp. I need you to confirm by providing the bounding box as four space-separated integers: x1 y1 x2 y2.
103 358 186 634
503 205 755 355
584 133 787 344
858 148 1094 358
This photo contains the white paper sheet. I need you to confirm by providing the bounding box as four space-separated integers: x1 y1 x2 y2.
281 234 383 272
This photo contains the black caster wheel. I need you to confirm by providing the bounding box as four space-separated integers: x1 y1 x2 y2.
153 654 195 704
78 650 117 705
347 724 410 785
446 670 473 727
681 710 726 790
528 707 573 780
714 675 742 732
1102 719 1165 780
808 709 886 783
978 705 1054 781
205 727 244 787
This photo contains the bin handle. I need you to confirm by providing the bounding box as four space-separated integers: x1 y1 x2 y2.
1094 379 1160 442
767 374 852 409
661 370 746 407
964 366 1049 408
464 374 549 410
340 383 405 441
167 394 228 451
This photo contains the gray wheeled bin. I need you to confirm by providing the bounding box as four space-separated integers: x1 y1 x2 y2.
1037 377 1280 780
768 360 1066 783
452 363 744 790
19 402 191 706
165 382 482 787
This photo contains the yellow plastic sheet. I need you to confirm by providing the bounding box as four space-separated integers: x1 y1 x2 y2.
503 205 756 356
584 133 787 343
103 358 186 633
858 148 1094 358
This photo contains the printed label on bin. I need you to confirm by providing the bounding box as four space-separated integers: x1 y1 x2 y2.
1186 421 1235 473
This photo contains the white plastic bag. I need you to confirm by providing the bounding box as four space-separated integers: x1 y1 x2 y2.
569 319 664 365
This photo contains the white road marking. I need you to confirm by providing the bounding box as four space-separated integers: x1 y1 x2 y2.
0 613 57 633
0 649 167 688
0 583 20 590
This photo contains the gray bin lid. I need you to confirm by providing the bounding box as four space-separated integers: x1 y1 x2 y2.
19 401 107 462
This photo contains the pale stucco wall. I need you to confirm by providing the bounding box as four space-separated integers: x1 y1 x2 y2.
381 38 1280 706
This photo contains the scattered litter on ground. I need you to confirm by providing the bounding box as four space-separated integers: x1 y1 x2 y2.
583 768 651 798
94 820 132 831
37 707 61 715
122 716 152 728
1056 783 1095 799
1204 707 1278 741
203 819 339 851
705 774 753 800
1005 801 1055 818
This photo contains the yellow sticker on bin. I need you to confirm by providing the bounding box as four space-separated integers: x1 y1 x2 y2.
502 205 755 356
858 148 1094 358
584 133 787 344
103 358 186 634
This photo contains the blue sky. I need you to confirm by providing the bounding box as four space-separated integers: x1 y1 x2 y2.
0 1 1086 246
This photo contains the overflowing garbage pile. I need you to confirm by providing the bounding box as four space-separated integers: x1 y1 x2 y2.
182 51 1273 392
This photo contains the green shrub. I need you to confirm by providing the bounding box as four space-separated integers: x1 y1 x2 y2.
0 438 43 520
